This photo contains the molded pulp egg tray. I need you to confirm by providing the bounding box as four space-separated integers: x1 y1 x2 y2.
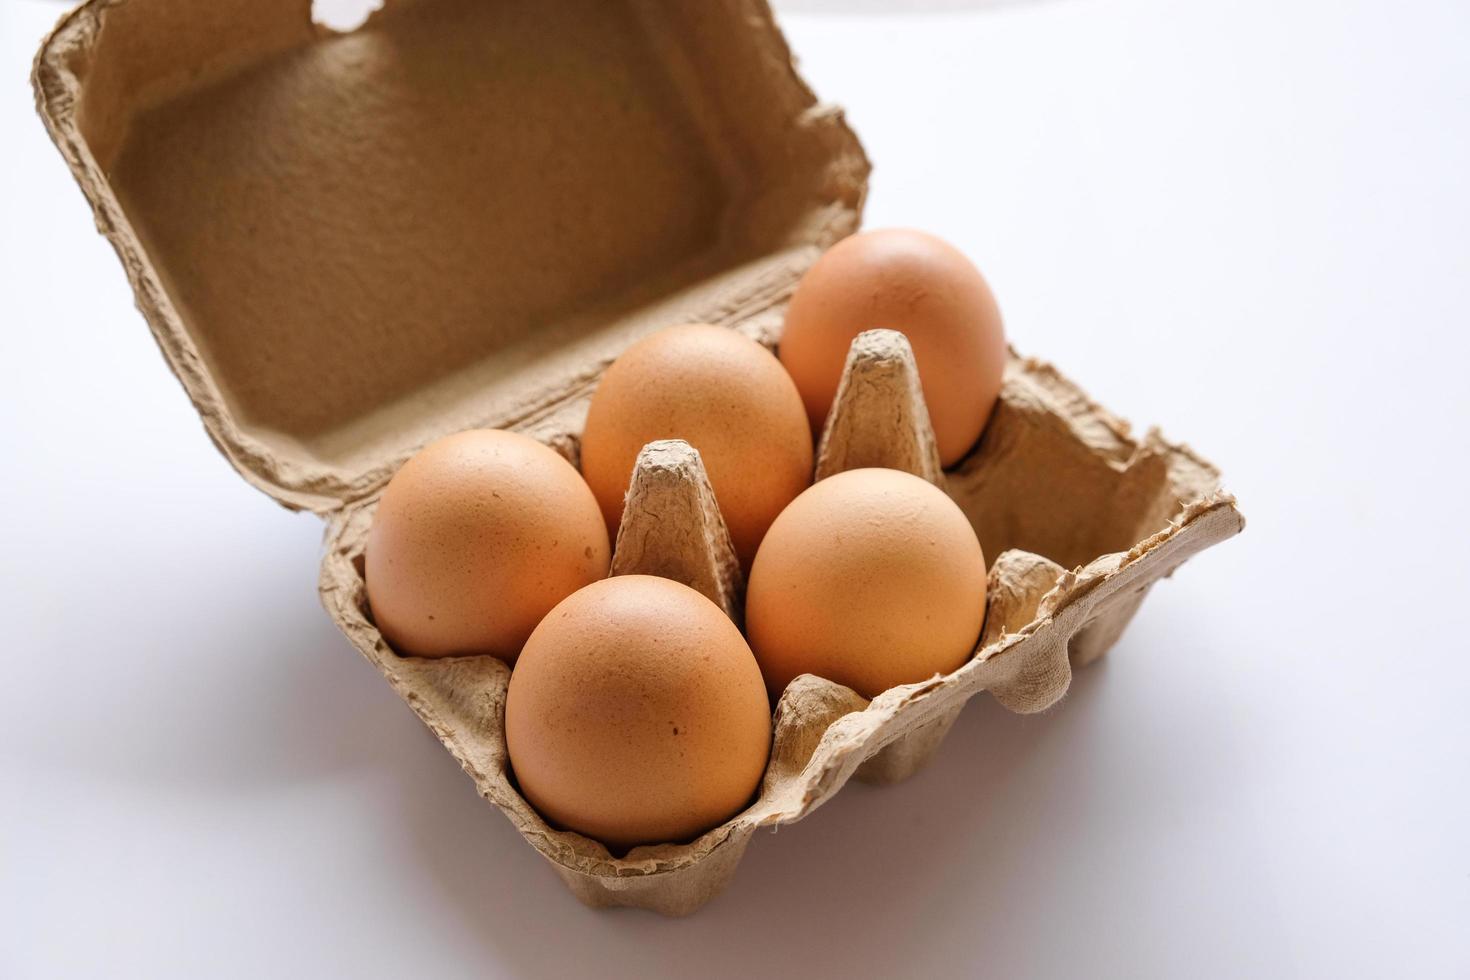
34 0 1244 916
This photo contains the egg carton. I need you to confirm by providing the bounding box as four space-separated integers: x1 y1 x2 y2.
318 328 1243 915
34 0 1242 919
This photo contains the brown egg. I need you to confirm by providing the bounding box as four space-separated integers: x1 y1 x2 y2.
580 324 813 567
365 429 609 662
745 468 987 699
505 575 772 850
779 228 1007 467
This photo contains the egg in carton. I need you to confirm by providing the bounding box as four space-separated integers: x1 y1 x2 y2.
319 327 1242 915
33 0 1243 920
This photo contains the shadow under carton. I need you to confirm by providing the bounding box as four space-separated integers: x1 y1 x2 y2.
33 0 1243 917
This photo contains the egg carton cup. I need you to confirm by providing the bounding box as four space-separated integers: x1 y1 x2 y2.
318 329 1243 916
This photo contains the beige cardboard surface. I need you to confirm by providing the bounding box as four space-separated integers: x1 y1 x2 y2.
610 440 745 625
34 0 868 510
34 0 1242 916
816 330 946 487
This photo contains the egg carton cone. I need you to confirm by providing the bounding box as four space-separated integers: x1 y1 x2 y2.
814 329 946 489
316 330 1243 916
610 440 745 624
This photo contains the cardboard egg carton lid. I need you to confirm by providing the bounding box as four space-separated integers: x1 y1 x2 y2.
32 0 870 511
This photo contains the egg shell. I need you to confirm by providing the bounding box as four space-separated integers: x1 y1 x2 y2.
505 575 772 851
580 324 813 567
745 467 988 699
779 228 1007 467
365 429 609 662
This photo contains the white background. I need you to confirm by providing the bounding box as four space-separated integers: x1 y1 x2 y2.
3 0 1467 976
